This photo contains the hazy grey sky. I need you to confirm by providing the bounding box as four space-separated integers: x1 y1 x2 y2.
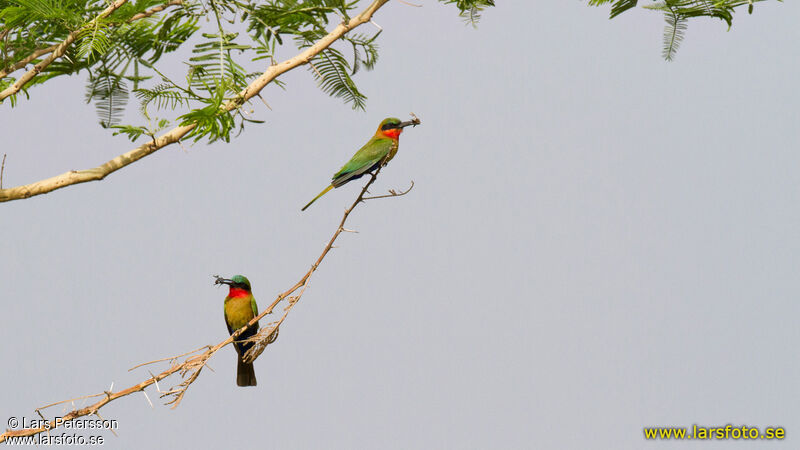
2 1 799 448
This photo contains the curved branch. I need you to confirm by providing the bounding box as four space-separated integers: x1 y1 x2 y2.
0 0 391 203
243 168 384 363
0 44 59 80
0 0 129 102
0 167 404 444
128 0 183 22
362 180 414 200
0 1 184 80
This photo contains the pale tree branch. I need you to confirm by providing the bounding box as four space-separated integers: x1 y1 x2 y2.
0 0 184 80
0 0 129 102
0 165 413 444
128 0 183 22
0 0 392 203
0 44 59 80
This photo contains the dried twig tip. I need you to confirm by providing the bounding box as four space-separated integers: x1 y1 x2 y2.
1 153 6 189
362 180 415 201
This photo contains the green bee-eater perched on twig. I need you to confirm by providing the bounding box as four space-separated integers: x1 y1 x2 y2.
215 275 259 387
302 116 420 211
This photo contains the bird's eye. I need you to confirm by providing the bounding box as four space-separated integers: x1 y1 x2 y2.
382 123 398 130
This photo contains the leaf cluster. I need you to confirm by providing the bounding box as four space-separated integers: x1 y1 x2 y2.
1 0 492 143
441 0 495 27
589 0 783 60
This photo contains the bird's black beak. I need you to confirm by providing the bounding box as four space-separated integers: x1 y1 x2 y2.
214 275 234 286
397 118 420 129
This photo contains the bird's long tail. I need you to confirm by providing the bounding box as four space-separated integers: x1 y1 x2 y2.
237 358 257 387
301 185 334 211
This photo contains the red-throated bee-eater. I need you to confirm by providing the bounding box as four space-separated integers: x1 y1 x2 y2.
301 117 418 211
215 275 259 387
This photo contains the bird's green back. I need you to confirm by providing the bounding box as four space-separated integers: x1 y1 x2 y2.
331 136 396 186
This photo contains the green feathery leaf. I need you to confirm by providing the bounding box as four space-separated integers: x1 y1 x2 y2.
308 47 366 110
85 64 129 127
661 8 687 61
76 21 112 61
440 0 495 26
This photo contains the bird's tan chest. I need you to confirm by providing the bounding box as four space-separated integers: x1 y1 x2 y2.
383 140 399 166
225 296 254 329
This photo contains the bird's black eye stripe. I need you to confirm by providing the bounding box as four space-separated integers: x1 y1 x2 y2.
381 122 399 130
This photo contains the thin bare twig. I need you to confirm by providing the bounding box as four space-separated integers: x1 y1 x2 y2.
397 0 423 7
256 93 272 110
1 154 5 189
128 0 183 22
0 163 412 443
0 0 391 203
127 345 212 372
362 180 414 200
307 60 323 78
243 168 389 363
35 393 106 412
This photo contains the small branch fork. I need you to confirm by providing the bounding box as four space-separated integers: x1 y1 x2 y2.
0 170 414 444
0 0 184 81
128 0 183 22
362 181 413 200
0 0 130 101
0 0 392 203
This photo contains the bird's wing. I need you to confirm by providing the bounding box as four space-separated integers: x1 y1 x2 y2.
250 296 259 331
331 137 393 187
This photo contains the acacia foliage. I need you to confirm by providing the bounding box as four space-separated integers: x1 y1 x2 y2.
589 0 783 60
0 0 494 143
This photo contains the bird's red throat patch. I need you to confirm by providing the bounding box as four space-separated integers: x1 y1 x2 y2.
381 128 402 139
228 287 251 298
